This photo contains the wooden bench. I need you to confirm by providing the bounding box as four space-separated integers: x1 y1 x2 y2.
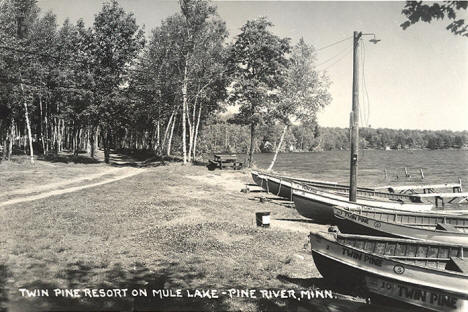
375 181 463 195
209 154 243 170
409 192 468 207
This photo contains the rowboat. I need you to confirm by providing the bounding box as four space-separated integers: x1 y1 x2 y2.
292 188 435 223
251 170 376 197
253 170 432 207
333 206 468 245
310 231 468 311
251 171 434 222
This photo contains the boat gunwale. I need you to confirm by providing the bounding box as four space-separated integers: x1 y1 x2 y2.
334 206 468 235
311 232 468 293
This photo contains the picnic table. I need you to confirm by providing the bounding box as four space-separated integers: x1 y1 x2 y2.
208 154 243 170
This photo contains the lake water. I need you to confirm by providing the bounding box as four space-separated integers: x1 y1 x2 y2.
253 149 468 310
251 149 468 187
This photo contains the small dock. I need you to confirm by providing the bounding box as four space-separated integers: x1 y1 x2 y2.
375 180 463 194
410 192 468 207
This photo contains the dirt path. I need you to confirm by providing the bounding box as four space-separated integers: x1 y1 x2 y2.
1 167 124 198
0 150 150 208
0 167 145 208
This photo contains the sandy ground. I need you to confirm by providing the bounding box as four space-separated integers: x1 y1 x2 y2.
186 172 326 235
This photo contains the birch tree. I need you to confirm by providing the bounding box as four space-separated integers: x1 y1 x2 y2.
267 38 331 171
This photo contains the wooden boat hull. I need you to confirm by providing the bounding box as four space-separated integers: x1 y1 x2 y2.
251 171 264 187
252 172 433 215
263 174 293 199
251 171 293 198
293 189 361 223
310 232 468 311
292 186 436 224
334 206 468 245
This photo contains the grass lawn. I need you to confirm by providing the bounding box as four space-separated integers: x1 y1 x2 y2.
0 156 400 312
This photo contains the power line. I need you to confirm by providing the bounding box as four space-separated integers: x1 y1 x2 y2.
315 44 351 68
315 36 353 52
361 39 371 128
319 47 353 71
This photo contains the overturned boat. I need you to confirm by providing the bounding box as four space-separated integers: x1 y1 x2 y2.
310 231 468 311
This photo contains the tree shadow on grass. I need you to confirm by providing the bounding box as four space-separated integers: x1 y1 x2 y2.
7 260 232 312
38 153 101 164
0 265 9 312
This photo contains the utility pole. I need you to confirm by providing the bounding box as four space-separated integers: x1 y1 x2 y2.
349 31 362 202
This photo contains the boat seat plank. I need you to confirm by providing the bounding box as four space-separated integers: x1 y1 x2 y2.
436 223 461 232
445 257 468 273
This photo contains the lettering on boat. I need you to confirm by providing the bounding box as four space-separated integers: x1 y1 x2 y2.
342 211 369 224
342 247 382 266
369 277 460 310
398 285 457 309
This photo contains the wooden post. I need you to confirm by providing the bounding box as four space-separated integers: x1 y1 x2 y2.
349 31 362 202
384 168 388 180
404 167 409 178
420 168 424 179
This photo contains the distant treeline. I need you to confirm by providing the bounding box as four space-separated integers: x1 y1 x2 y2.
196 119 468 154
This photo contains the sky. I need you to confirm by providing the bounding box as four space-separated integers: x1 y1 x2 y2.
36 0 468 131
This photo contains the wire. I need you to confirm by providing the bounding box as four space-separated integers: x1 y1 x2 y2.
315 44 352 68
359 39 365 127
315 36 353 52
361 39 371 128
320 47 353 71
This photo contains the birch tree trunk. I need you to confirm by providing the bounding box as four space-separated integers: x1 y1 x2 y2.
192 102 202 161
187 98 196 163
162 109 175 152
167 113 177 157
154 121 161 156
39 95 45 155
44 95 49 152
18 81 34 163
52 118 57 154
2 136 7 161
22 100 34 164
267 124 288 172
181 57 189 164
8 119 14 160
